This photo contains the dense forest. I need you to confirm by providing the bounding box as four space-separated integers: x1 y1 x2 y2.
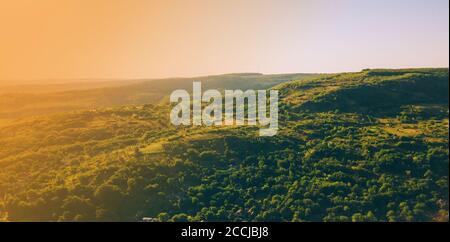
0 68 448 222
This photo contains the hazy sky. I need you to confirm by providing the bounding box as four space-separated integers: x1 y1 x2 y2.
0 0 448 81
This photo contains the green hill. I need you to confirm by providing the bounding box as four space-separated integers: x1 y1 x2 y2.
0 69 448 222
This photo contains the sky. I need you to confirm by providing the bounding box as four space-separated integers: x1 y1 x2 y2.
0 0 448 81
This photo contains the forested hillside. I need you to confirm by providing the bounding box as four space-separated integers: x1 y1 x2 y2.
0 69 448 222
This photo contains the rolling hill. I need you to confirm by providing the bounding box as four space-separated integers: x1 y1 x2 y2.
0 68 448 222
0 73 316 121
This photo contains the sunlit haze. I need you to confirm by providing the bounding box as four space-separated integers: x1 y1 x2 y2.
0 0 448 82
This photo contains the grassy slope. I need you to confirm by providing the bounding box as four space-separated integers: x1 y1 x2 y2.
0 69 448 222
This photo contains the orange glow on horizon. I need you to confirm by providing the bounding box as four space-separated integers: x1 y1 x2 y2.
0 0 448 83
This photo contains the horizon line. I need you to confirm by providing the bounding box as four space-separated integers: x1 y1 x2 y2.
1 66 448 84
